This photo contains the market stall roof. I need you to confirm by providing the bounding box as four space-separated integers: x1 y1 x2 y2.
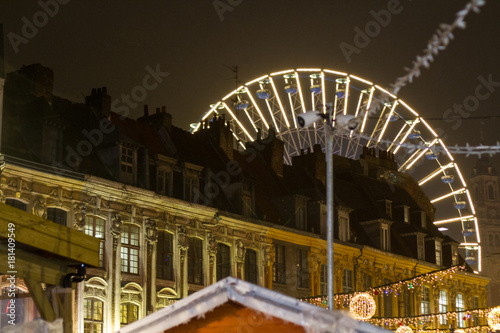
115 277 389 333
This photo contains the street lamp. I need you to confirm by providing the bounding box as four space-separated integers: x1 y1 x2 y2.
297 106 360 310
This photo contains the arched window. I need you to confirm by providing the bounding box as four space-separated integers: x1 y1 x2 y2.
488 184 496 201
5 199 27 211
456 293 464 328
156 288 178 310
120 283 142 327
216 243 231 281
120 302 139 327
83 298 103 333
47 208 67 226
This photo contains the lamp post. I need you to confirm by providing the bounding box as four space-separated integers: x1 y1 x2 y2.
297 106 360 311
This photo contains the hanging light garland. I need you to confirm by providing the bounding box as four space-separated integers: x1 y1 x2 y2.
300 265 465 308
349 293 376 321
395 325 413 333
487 306 500 330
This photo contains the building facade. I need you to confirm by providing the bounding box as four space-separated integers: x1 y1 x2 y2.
469 156 500 307
0 64 490 332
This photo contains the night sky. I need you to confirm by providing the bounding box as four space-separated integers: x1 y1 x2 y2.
1 1 499 175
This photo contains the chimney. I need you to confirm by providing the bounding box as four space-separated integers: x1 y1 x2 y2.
85 86 111 118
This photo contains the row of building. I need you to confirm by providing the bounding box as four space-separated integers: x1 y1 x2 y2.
0 63 494 332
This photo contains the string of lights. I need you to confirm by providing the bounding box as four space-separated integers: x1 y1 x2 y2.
300 265 466 307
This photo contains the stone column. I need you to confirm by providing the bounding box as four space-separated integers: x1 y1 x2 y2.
177 226 189 298
110 213 122 329
235 240 246 279
207 232 217 283
145 218 158 314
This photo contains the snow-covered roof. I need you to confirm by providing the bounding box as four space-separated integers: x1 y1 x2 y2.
114 277 389 333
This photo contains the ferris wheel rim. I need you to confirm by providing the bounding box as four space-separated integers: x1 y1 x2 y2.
193 67 482 271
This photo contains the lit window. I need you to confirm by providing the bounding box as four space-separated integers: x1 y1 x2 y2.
120 146 134 174
187 238 203 285
439 290 448 325
342 269 353 293
121 225 140 274
83 298 103 333
47 208 67 226
245 249 258 284
456 293 464 328
156 231 173 280
216 243 231 281
85 216 105 267
157 169 172 196
339 215 350 242
297 249 309 288
273 244 286 284
472 296 479 326
435 241 442 266
120 303 139 327
421 286 430 315
5 199 27 211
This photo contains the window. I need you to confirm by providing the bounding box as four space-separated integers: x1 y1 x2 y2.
363 274 372 290
216 243 231 281
157 169 171 196
297 249 309 288
187 238 203 285
421 286 430 315
472 296 479 326
417 234 425 260
342 269 353 293
320 264 327 295
120 303 138 327
120 146 134 174
403 206 410 223
245 249 258 284
85 216 105 267
83 298 103 333
383 278 392 317
496 234 500 247
385 200 392 218
421 212 427 229
47 208 67 226
184 176 199 203
296 205 306 230
5 199 27 211
435 241 442 266
121 225 140 274
381 224 390 251
156 231 173 280
339 215 350 242
456 293 465 328
488 184 496 201
273 244 286 284
439 290 448 325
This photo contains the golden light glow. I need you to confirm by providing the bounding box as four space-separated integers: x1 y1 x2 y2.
395 325 413 333
349 293 376 321
488 306 500 330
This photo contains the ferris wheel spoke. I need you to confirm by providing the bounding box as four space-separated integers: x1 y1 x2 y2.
269 77 291 129
246 90 269 130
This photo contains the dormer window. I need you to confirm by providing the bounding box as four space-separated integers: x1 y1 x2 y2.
381 223 390 251
417 234 425 260
403 206 410 223
242 181 254 218
420 212 427 229
120 146 134 174
338 213 350 242
435 240 442 266
157 169 172 196
385 200 392 218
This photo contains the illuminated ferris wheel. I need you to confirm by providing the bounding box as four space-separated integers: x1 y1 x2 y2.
191 68 481 272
